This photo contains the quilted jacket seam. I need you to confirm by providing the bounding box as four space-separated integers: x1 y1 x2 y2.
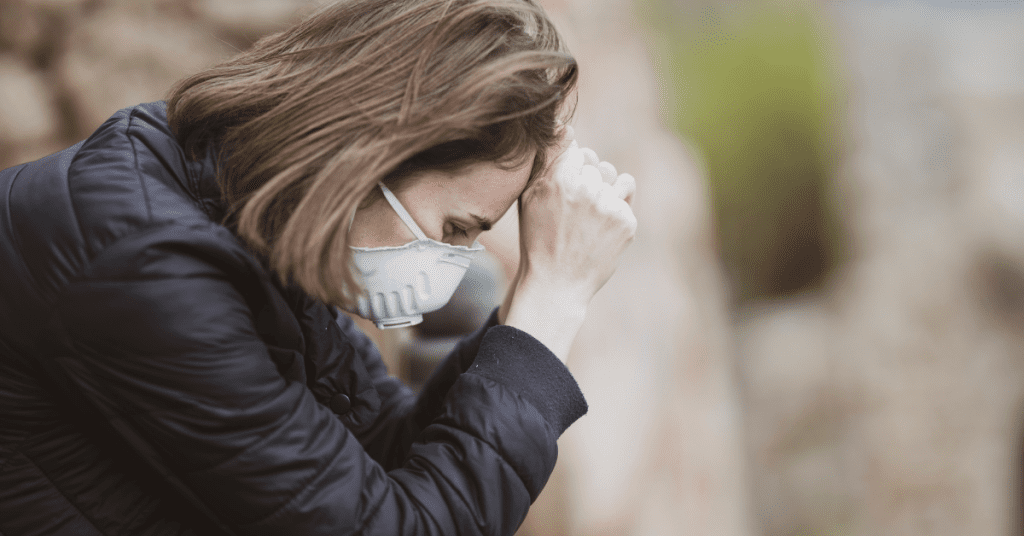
126 108 154 224
1 164 51 301
449 374 557 494
171 383 309 475
458 373 558 450
56 222 218 290
37 221 224 374
352 375 550 536
0 433 32 476
235 436 350 529
398 436 520 536
61 108 155 269
352 481 393 536
4 164 26 260
18 449 105 535
65 130 93 251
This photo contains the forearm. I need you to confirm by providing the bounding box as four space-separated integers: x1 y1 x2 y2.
355 308 501 469
497 271 518 326
501 276 588 364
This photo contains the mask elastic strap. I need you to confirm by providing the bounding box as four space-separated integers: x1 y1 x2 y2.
378 182 428 241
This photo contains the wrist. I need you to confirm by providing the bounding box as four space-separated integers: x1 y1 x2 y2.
497 267 521 326
512 274 589 322
503 276 588 364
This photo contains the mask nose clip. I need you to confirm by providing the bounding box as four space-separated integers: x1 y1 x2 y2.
377 315 422 329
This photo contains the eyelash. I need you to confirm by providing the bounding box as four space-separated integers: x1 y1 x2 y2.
450 224 469 237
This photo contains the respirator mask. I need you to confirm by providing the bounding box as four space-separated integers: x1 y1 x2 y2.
342 182 484 329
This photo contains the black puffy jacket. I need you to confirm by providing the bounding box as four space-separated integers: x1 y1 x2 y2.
0 102 587 535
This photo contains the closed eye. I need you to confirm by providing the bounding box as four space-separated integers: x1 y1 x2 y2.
446 221 470 238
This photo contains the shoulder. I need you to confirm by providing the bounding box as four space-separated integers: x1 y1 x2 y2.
2 102 220 305
56 222 275 355
67 101 212 248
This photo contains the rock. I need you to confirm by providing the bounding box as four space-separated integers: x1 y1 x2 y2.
0 56 59 145
193 0 313 43
20 0 88 8
1 141 68 170
57 5 235 136
736 297 853 534
0 2 40 58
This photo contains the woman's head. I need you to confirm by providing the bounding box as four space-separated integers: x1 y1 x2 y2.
167 0 577 308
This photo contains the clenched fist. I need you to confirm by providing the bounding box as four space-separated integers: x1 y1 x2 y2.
518 129 637 302
501 126 637 364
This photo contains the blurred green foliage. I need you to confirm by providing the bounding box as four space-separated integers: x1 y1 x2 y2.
642 0 845 304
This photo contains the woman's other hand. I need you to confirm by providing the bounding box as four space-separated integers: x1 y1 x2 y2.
502 127 637 364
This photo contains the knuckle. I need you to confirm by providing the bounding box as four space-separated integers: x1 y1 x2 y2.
616 204 637 227
612 173 636 199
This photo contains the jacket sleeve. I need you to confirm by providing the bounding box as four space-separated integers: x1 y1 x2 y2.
331 305 506 470
51 225 588 536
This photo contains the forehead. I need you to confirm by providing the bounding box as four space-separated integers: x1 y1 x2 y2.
415 155 535 219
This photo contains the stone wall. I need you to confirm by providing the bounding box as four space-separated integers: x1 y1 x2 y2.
0 0 315 171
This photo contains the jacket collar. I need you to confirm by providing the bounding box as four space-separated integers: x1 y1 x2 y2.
138 100 230 225
185 141 230 225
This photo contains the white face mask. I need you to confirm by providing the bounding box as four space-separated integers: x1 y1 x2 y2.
343 182 484 329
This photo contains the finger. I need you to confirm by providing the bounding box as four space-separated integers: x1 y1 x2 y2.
581 147 600 168
552 140 585 168
598 161 617 184
612 173 636 204
596 193 637 229
564 146 584 172
580 164 603 190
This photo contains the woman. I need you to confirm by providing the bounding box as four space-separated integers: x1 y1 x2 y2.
0 0 636 534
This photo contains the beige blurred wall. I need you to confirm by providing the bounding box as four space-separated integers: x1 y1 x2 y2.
523 1 754 535
736 2 1024 535
9 1 1024 536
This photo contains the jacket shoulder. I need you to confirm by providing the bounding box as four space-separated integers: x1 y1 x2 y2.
2 102 212 296
66 102 212 249
0 102 221 346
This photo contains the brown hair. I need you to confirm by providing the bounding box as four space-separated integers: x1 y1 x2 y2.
166 0 577 308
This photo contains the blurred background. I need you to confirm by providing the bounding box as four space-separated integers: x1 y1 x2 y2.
2 0 1024 534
